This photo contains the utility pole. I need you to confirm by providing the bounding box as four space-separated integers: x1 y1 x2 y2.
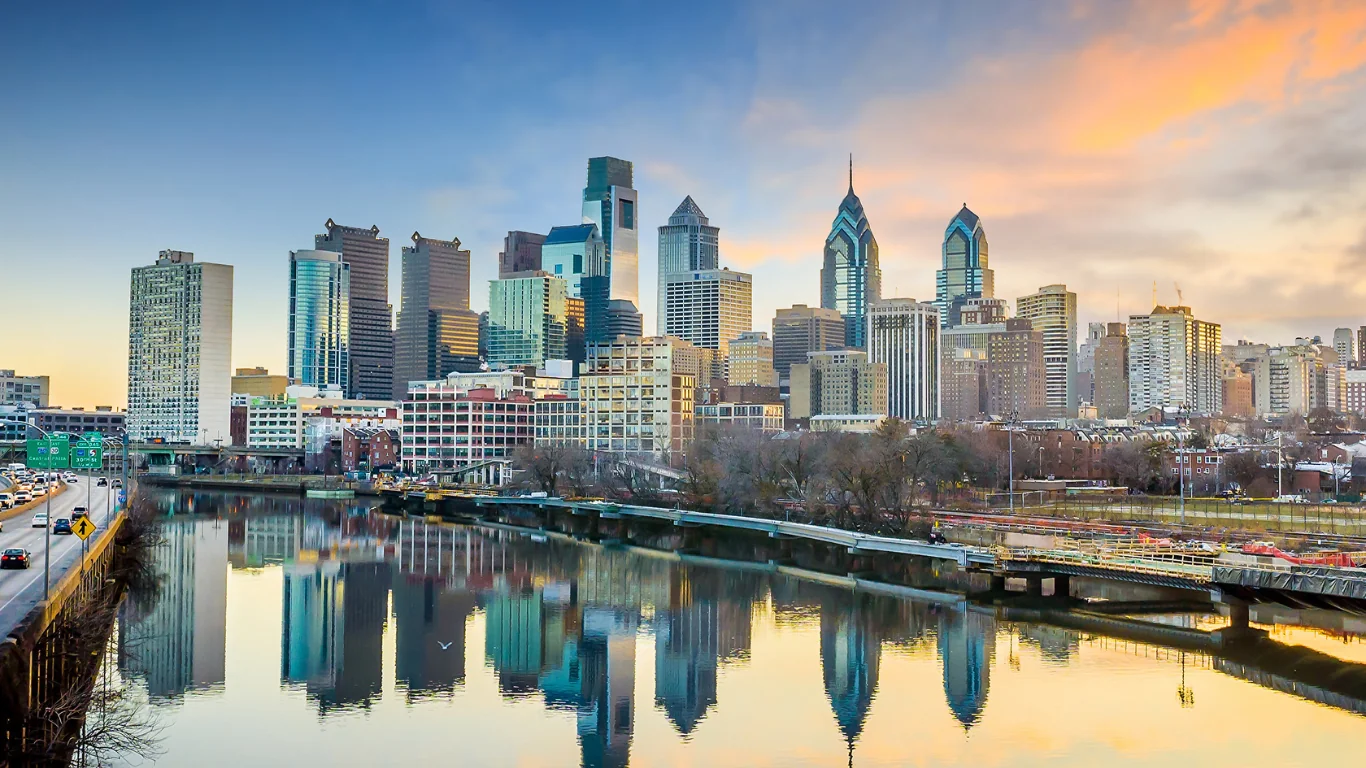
1277 431 1283 499
1007 411 1016 514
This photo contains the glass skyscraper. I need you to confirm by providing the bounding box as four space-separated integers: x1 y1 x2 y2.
820 159 881 349
288 249 351 392
935 205 994 328
657 195 719 334
581 157 639 306
488 271 569 368
541 223 607 299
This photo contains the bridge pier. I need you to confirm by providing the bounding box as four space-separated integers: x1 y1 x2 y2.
1026 575 1044 597
1052 575 1071 598
990 573 1007 593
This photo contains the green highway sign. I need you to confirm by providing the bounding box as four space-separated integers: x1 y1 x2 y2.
26 438 70 469
72 444 103 469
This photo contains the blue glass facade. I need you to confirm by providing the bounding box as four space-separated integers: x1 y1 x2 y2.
820 163 880 349
288 250 350 391
934 205 994 327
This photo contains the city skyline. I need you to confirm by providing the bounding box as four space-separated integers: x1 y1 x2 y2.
5 1 1366 408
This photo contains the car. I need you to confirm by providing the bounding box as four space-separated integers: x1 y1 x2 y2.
53 518 72 535
71 506 88 519
32 512 48 527
113 479 123 489
14 490 31 504
0 492 13 509
96 477 108 487
0 549 31 569
62 474 77 483
31 487 47 498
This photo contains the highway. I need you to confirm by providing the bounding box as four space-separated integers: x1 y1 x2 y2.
0 478 118 637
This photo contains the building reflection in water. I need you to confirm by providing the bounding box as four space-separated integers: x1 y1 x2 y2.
937 605 995 729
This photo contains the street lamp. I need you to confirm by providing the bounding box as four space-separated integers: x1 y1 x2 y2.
1007 411 1017 514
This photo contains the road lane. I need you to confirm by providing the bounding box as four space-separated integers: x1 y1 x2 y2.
0 480 119 635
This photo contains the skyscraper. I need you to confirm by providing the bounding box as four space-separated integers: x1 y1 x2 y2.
582 157 639 306
1093 322 1129 418
657 196 720 334
499 231 546 277
772 305 845 380
542 223 608 299
127 250 233 444
1015 284 1077 418
488 271 569 368
316 220 393 400
1077 322 1106 405
867 299 940 421
395 232 475 393
820 158 880 349
986 319 1046 419
935 205 993 327
1127 305 1222 415
1334 327 1355 368
663 268 753 367
288 250 350 392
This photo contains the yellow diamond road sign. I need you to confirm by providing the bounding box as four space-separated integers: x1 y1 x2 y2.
72 516 95 541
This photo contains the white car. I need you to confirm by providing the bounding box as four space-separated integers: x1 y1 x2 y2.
31 512 48 528
0 492 13 509
62 474 78 483
14 490 31 503
31 486 47 498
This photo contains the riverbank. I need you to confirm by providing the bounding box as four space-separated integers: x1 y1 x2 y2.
138 474 378 496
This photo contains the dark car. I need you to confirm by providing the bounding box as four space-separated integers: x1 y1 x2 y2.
96 477 108 487
71 506 88 519
53 518 73 535
1 549 31 569
112 479 123 489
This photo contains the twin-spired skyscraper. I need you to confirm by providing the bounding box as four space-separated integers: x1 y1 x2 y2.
935 205 993 328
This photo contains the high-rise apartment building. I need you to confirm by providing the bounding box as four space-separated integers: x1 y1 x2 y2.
820 160 880 349
316 220 393 400
542 224 607 299
488 271 569 368
935 205 993 327
0 370 49 407
663 268 753 368
1015 284 1077 418
395 232 476 394
789 350 888 420
287 249 350 392
127 250 233 444
581 157 639 305
1127 305 1222 415
1092 322 1129 418
499 231 546 277
867 299 939 421
772 305 845 380
1334 327 1355 368
727 331 778 387
940 348 987 422
1249 344 1327 417
1077 322 1105 405
1222 373 1254 418
986 319 1046 419
657 196 720 334
580 336 696 462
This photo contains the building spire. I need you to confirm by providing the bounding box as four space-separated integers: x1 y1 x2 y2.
848 153 854 193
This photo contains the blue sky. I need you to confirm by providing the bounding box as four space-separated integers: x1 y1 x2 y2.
4 0 1366 407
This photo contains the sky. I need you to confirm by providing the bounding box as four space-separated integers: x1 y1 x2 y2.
3 0 1365 409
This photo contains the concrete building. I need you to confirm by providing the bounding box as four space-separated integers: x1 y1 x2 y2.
1346 369 1366 415
246 386 398 450
867 299 939 421
1015 284 1077 418
809 414 887 433
127 250 233 444
579 336 696 462
499 231 546 277
0 370 48 407
820 160 881 349
315 220 393 401
582 157 639 306
986 319 1046 419
1335 327 1355 369
940 348 987 423
657 196 720 335
400 382 534 482
1127 305 1222 416
287 249 350 392
663 268 752 370
1221 373 1254 418
29 407 126 437
772 305 845 380
789 350 888 421
1093 323 1129 419
488 271 569 368
695 403 785 434
1076 322 1105 406
395 232 476 396
1250 345 1319 417
231 367 289 399
935 205 993 327
727 331 778 388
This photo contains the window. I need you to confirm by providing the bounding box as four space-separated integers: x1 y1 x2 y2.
620 199 635 230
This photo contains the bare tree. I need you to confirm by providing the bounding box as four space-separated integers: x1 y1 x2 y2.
1102 440 1161 491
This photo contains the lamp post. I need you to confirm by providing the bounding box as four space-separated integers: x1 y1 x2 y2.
1007 412 1016 514
1277 431 1284 499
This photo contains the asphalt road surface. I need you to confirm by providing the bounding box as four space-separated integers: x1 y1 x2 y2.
0 480 118 636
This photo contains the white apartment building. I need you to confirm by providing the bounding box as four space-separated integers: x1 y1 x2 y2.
663 268 752 372
1127 305 1222 416
247 386 398 449
727 331 778 387
579 336 696 461
866 299 939 421
127 250 233 444
1015 284 1077 418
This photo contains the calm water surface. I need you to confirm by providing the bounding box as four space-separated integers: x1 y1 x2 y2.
110 490 1366 767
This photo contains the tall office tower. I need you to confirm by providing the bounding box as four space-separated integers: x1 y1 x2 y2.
867 299 940 421
0 370 49 407
1127 305 1222 415
935 204 993 327
820 159 880 349
605 299 644 339
663 268 753 367
728 331 778 387
316 219 393 400
1015 284 1077 418
288 250 350 392
581 275 612 345
582 157 639 305
1334 327 1355 368
986 319 1046 419
657 196 720 334
789 350 889 420
1077 322 1105 404
1093 322 1129 418
542 224 608 299
127 250 233 444
499 230 546 277
772 304 846 380
395 232 475 393
565 296 586 368
487 271 569 368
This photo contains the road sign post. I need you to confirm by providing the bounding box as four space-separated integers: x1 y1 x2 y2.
27 437 70 601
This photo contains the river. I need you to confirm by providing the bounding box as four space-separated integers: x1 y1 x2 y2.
103 489 1366 767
